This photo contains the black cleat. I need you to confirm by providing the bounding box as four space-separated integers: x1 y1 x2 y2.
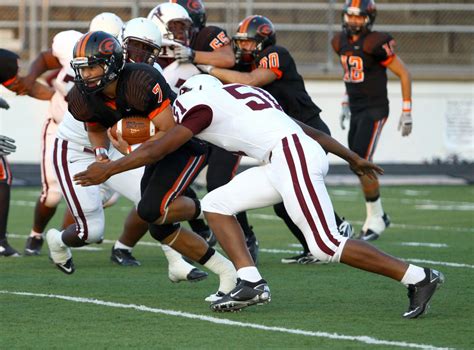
403 268 444 319
186 268 208 282
55 257 75 275
0 239 21 257
281 252 321 264
110 247 141 266
197 229 217 247
246 234 259 266
210 279 271 312
338 218 354 238
24 236 44 256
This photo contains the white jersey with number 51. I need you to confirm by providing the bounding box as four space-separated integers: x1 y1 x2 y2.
172 83 303 162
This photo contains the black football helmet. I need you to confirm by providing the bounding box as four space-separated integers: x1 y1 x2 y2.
170 0 207 32
71 31 124 94
233 15 276 65
342 0 377 36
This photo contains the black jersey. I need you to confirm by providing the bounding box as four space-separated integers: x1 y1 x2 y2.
332 31 396 111
191 25 231 52
68 63 175 128
252 45 322 123
0 49 19 85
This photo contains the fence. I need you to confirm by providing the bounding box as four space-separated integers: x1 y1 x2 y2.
0 0 473 79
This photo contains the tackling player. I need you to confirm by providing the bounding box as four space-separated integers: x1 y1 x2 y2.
332 0 413 240
74 75 443 319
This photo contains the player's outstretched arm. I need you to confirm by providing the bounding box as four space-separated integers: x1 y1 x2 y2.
294 119 384 179
74 125 193 186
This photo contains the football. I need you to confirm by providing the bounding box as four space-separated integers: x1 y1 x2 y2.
110 116 155 145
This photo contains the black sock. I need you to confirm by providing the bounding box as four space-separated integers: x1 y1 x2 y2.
0 182 11 240
365 195 380 202
334 211 343 227
236 212 254 239
198 247 215 265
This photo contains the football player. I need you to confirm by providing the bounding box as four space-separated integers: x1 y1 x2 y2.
0 48 53 257
197 15 354 263
74 75 443 319
63 32 236 296
332 0 413 240
149 1 259 263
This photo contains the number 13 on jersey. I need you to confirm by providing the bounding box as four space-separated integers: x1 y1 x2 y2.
341 55 364 83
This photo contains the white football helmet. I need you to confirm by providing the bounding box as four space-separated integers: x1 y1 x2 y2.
89 12 124 38
147 3 193 46
178 74 223 96
121 17 162 65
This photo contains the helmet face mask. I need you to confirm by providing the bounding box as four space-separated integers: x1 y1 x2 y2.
121 17 162 65
147 3 194 47
342 0 377 36
233 15 276 65
71 31 124 94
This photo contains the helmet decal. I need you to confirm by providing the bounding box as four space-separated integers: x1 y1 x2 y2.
98 38 116 55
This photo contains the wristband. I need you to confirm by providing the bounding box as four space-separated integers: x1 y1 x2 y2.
94 147 108 158
402 99 412 112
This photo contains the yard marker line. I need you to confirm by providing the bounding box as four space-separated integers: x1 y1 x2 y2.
0 291 453 350
405 259 474 269
399 242 448 248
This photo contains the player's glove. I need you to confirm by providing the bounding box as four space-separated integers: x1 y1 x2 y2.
196 64 214 74
0 135 16 156
0 96 10 110
398 100 413 137
173 45 195 63
340 94 351 130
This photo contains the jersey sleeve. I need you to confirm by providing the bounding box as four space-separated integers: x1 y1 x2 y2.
363 32 396 66
255 46 290 80
52 30 83 68
192 26 231 52
66 86 95 122
172 95 212 135
123 66 175 120
331 32 343 54
0 49 19 85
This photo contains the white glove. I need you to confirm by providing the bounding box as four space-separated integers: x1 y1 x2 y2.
340 94 351 130
0 96 10 110
196 64 214 74
398 111 413 137
0 135 16 156
173 45 195 63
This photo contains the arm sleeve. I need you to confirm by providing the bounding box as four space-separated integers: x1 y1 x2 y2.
124 68 175 119
180 105 213 135
364 32 396 66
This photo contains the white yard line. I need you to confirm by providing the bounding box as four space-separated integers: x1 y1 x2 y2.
0 290 453 350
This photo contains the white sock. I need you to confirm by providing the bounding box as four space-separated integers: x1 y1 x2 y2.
366 198 384 218
114 241 133 251
161 244 184 265
204 252 237 293
401 264 426 286
30 230 42 238
237 266 263 283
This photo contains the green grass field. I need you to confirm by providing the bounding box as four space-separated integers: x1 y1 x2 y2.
1 185 473 349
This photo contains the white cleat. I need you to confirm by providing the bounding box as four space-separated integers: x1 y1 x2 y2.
359 213 391 241
46 229 75 275
205 291 225 302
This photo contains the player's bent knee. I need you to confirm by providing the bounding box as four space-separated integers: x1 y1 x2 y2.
308 236 348 263
149 223 180 242
43 190 62 208
201 191 237 216
137 201 162 223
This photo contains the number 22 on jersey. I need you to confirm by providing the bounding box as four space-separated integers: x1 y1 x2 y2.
340 55 364 83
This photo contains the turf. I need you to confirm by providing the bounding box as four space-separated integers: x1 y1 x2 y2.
1 185 473 349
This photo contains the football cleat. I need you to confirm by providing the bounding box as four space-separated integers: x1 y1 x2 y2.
281 252 322 264
0 239 21 257
24 236 44 256
210 278 271 312
403 268 444 319
205 291 225 302
196 229 217 247
110 247 141 266
246 234 259 266
359 213 391 241
338 218 354 238
169 267 208 283
46 229 75 275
